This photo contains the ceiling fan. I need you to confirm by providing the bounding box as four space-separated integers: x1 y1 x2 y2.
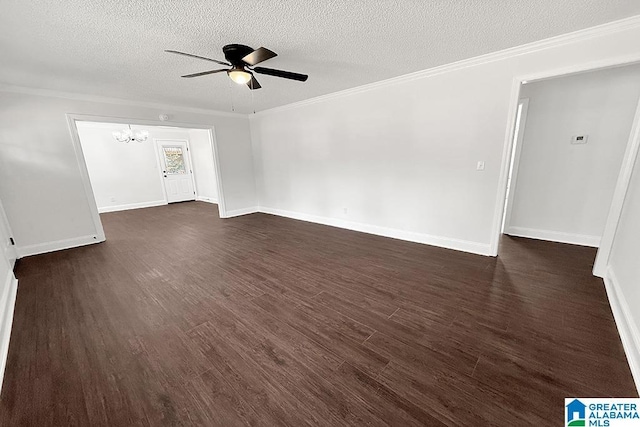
165 44 308 90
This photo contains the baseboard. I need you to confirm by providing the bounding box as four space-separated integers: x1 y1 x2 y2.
98 200 167 213
196 197 218 204
222 207 260 218
258 207 492 256
604 267 640 393
16 234 103 258
505 226 600 247
0 273 18 395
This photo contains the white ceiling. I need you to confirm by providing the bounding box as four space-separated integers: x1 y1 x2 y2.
1 1 639 113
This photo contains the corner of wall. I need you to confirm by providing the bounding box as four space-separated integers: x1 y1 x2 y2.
604 266 640 393
247 116 263 208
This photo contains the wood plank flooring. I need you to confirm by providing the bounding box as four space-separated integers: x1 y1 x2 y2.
0 201 636 426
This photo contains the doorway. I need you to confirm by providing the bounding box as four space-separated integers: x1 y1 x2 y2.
495 62 640 276
67 115 227 242
156 140 196 204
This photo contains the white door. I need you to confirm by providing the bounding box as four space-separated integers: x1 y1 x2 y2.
157 141 196 203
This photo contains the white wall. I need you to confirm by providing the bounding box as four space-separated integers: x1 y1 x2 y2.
250 21 640 255
77 122 166 212
607 146 640 390
0 90 255 256
507 65 640 247
189 129 218 203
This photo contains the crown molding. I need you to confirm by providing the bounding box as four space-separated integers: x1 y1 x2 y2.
0 83 246 119
3 14 640 119
253 14 640 117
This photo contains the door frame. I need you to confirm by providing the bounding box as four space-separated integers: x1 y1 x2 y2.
489 54 640 279
154 138 198 204
66 113 228 243
501 98 529 234
593 97 640 276
0 197 17 268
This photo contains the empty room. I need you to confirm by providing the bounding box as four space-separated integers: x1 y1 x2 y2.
1 2 640 426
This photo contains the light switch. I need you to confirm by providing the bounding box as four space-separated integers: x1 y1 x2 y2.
571 135 588 144
476 161 485 171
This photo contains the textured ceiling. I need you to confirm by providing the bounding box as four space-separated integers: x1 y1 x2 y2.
1 1 639 113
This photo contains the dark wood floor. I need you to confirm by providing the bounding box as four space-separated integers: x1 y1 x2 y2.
0 202 636 426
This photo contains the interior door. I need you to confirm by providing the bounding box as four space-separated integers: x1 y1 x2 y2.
157 141 196 203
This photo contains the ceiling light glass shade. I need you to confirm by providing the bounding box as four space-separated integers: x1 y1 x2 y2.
112 129 132 142
228 69 252 85
112 126 149 143
136 130 150 141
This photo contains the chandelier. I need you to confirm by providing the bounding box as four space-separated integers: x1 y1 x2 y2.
112 125 149 143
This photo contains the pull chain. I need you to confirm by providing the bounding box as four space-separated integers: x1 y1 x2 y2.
251 79 255 114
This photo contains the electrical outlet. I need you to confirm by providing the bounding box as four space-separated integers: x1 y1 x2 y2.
343 207 348 214
110 197 116 202
476 161 485 171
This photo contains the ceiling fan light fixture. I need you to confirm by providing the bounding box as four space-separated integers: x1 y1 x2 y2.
228 68 252 85
166 45 308 91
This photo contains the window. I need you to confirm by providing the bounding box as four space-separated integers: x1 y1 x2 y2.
163 147 187 174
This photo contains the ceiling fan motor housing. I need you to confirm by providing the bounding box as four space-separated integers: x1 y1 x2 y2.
223 44 254 66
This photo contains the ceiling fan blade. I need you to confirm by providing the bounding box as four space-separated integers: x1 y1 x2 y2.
242 47 277 66
247 75 262 90
253 66 308 82
181 69 228 78
165 50 230 66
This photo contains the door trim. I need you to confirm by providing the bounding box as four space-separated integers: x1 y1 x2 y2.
501 98 529 234
154 139 197 204
0 197 17 268
489 54 640 266
65 115 107 244
593 97 640 276
66 114 228 248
